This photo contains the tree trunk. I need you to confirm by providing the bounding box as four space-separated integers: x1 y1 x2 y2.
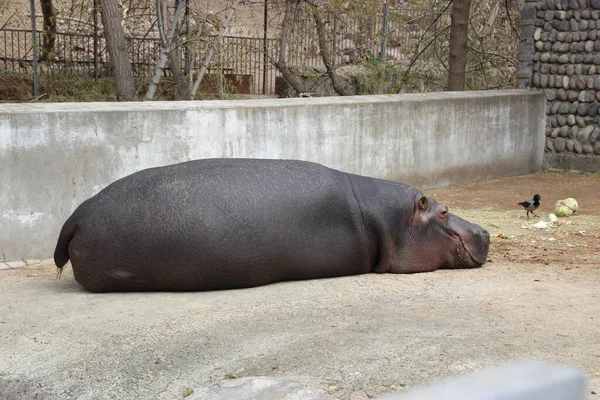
274 0 305 95
144 0 186 101
39 0 56 61
99 0 137 100
312 6 350 96
447 0 471 91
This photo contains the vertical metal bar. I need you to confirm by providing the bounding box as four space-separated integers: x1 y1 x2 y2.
93 0 99 80
380 1 388 61
30 0 39 97
262 0 268 94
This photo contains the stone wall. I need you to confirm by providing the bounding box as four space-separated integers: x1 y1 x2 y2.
519 0 600 171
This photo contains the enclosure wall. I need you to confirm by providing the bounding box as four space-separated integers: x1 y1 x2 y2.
0 90 545 262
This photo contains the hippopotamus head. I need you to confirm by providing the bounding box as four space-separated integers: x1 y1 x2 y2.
393 196 490 273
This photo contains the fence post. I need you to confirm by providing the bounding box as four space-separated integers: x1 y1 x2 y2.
262 0 268 95
29 0 40 97
380 1 388 62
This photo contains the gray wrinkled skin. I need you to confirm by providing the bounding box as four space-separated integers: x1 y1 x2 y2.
54 158 490 292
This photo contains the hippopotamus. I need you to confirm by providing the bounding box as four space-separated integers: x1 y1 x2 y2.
54 158 490 292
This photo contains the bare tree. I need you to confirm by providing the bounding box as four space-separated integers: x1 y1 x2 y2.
274 0 306 95
311 5 350 96
99 0 137 100
144 0 186 100
447 0 471 91
39 0 57 60
188 0 247 100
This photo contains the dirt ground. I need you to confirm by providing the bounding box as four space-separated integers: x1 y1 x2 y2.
426 170 600 268
0 171 599 400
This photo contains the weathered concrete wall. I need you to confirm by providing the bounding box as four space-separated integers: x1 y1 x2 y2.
518 0 600 171
0 90 544 262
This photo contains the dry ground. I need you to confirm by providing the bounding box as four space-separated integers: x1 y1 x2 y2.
0 171 599 400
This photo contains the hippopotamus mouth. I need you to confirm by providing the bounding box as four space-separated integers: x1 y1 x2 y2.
449 216 490 267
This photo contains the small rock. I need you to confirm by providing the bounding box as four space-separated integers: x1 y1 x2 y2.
554 137 567 151
576 115 586 127
593 0 600 8
552 128 561 138
578 90 587 102
540 63 551 74
590 127 600 141
558 19 570 30
590 30 598 40
546 10 556 20
552 101 562 114
546 88 558 100
558 54 569 64
571 19 580 30
560 125 570 136
559 102 571 114
557 114 568 125
540 53 551 63
595 41 600 52
585 40 595 52
588 77 596 89
582 9 591 18
593 10 600 19
583 144 594 154
577 103 589 116
567 114 577 125
566 65 575 76
562 76 569 89
534 29 542 41
567 139 575 152
586 90 596 102
574 141 583 153
590 20 597 29
570 125 580 139
577 125 594 141
590 65 597 74
581 20 589 29
541 74 549 88
546 138 554 151
594 142 600 154
549 75 556 88
569 101 579 114
535 41 545 52
534 73 541 87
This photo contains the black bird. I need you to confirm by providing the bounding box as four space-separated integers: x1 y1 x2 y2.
518 194 541 219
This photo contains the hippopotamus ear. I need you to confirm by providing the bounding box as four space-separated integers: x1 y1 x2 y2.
411 196 430 225
418 196 429 211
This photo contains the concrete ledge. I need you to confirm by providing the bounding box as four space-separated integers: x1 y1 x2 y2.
1 91 545 261
544 153 600 172
378 361 589 400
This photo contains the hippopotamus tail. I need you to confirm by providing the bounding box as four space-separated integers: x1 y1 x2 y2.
54 219 76 279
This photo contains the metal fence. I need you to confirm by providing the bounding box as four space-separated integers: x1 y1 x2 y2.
0 1 436 96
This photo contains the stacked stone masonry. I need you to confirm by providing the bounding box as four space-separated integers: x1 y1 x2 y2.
520 0 600 168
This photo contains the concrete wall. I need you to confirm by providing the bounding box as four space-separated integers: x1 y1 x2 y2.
0 90 545 262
